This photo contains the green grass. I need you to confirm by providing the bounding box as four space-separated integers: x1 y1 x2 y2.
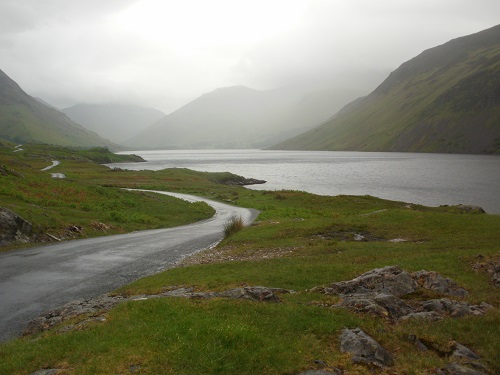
0 144 218 249
0 144 499 374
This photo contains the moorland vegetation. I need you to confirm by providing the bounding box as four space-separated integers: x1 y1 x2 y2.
0 142 498 374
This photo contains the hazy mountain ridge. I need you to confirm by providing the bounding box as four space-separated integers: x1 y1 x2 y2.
63 103 165 144
272 25 500 154
125 85 360 149
0 69 118 149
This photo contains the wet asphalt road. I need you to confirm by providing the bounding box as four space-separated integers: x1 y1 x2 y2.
0 191 259 343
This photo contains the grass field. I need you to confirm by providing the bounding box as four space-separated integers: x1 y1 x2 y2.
0 143 498 374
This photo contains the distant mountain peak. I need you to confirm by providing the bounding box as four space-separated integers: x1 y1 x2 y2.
62 103 165 144
124 83 359 150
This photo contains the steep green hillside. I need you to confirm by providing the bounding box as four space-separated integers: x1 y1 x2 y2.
273 25 500 154
0 69 118 149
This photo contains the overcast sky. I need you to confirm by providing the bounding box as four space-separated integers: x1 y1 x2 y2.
1 0 498 113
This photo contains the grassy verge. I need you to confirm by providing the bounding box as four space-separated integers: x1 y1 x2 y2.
0 144 218 250
0 144 498 374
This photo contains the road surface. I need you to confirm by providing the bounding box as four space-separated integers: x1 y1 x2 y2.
40 160 60 171
0 190 259 342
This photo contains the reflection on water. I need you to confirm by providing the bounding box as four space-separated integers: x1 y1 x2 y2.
110 150 500 214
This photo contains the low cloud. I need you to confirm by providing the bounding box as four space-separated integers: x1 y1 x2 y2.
0 0 498 113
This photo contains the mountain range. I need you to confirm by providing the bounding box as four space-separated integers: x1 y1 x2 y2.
0 69 116 149
62 104 165 144
1 25 498 154
124 85 359 149
273 24 500 154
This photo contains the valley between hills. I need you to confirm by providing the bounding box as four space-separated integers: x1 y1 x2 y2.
0 24 499 375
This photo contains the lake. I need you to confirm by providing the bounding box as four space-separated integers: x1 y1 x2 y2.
110 150 500 214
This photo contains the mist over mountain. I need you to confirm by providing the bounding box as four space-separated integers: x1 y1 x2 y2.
125 85 361 149
272 25 500 154
0 69 117 149
34 97 59 110
63 104 165 144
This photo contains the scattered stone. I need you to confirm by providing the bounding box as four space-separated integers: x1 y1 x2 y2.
479 302 494 311
360 209 387 216
408 334 429 351
353 233 365 241
45 233 61 242
162 286 195 296
450 342 480 361
67 225 83 233
219 286 290 302
492 271 500 287
24 285 292 335
30 369 60 375
471 255 500 287
162 286 291 302
323 266 417 297
0 207 32 246
421 299 486 318
412 270 468 297
455 205 486 214
313 360 328 367
129 364 141 373
0 165 24 178
23 295 127 336
398 311 443 322
181 245 299 265
388 238 407 243
297 371 341 375
90 221 112 232
443 363 487 375
339 328 394 367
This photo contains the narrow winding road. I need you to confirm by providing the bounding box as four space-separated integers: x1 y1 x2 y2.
0 191 259 343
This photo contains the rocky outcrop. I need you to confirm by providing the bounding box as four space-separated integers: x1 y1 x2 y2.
314 266 492 322
224 178 266 186
339 328 394 367
24 295 126 336
408 339 489 374
338 292 413 320
0 207 32 246
412 270 468 297
24 286 292 336
161 286 292 302
318 266 417 297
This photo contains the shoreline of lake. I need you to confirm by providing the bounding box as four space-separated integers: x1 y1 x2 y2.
109 150 500 214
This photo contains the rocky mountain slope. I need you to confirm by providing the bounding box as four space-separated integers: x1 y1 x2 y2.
272 24 500 154
0 69 117 149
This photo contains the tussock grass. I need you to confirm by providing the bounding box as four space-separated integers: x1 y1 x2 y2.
223 215 244 238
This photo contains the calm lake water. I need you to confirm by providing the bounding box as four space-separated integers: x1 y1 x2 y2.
110 150 500 214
